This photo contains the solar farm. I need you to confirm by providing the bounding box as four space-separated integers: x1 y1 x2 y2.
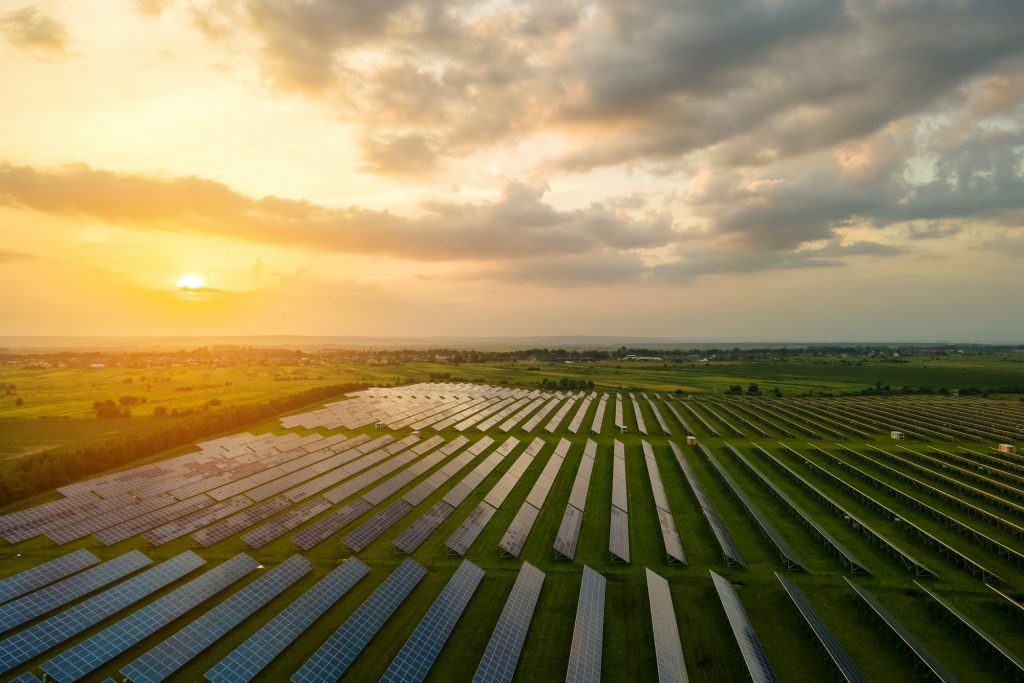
2 382 1024 682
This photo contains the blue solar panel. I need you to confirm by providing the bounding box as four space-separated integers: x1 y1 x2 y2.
205 558 370 683
0 551 205 676
566 566 605 683
9 671 41 682
381 560 485 683
710 571 777 683
40 553 257 682
292 558 427 683
646 569 688 683
119 554 312 683
0 549 99 604
0 550 151 633
472 562 545 683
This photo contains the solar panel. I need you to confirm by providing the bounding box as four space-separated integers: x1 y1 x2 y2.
553 505 584 560
343 500 415 552
143 495 252 546
242 497 332 549
566 566 605 683
590 395 608 434
40 553 257 682
776 574 865 683
445 503 496 555
844 578 956 683
609 506 631 563
120 555 312 683
381 560 485 683
292 499 373 550
498 503 540 558
642 441 687 565
9 671 40 682
0 549 99 604
672 443 745 568
292 557 427 683
471 562 544 683
0 551 205 675
394 502 456 554
631 394 648 435
645 569 688 683
94 494 213 545
0 550 152 633
701 445 801 570
914 580 1024 679
192 495 293 547
205 558 370 683
710 571 777 683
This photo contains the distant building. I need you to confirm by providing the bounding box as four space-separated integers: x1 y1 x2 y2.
89 363 106 368
999 443 1016 455
891 430 905 440
686 435 697 446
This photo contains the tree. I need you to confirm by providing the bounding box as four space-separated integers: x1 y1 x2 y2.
747 383 761 395
14 397 23 406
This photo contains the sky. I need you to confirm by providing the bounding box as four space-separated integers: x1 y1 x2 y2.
0 0 1022 342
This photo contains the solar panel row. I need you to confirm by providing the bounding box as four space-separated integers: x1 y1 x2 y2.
566 566 605 683
646 568 688 683
710 571 777 683
242 497 332 549
645 395 672 435
205 558 370 683
724 444 868 574
343 500 414 552
0 551 206 675
630 394 648 435
672 443 745 568
120 554 312 683
143 495 252 546
292 499 373 551
40 553 258 682
192 495 293 547
609 440 630 563
642 441 687 565
776 574 865 683
0 550 151 634
381 560 485 683
0 549 98 605
292 557 427 683
472 562 545 683
554 440 597 560
500 439 570 557
93 494 214 546
702 444 802 570
591 394 608 434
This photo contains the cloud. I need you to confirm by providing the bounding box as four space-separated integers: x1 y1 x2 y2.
0 249 35 264
0 161 676 261
1 4 70 56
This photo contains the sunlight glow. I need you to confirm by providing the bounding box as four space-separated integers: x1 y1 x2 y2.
176 273 206 290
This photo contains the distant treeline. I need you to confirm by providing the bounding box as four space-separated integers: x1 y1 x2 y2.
0 383 367 507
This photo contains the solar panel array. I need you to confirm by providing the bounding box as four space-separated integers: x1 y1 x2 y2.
591 394 608 434
292 499 373 550
645 395 672 435
0 551 205 675
500 439 570 557
567 393 596 433
0 550 151 633
293 557 427 683
710 571 777 683
646 568 689 683
642 440 687 565
614 394 625 430
472 562 545 683
630 394 648 435
40 553 257 682
242 497 332 549
565 566 605 683
0 549 98 605
446 438 543 555
672 442 746 568
545 395 579 432
205 558 370 683
609 440 630 562
776 574 865 683
845 578 956 683
120 554 312 683
381 560 485 683
914 580 1024 679
192 495 293 547
701 444 803 570
554 439 597 559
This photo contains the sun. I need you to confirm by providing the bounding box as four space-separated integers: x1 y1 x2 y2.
176 273 206 290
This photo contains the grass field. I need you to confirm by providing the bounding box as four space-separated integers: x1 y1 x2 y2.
1 380 1023 682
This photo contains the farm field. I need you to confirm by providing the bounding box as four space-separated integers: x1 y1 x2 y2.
1 382 1023 682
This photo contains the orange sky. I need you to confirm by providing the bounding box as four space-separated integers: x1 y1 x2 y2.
1 0 1022 341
